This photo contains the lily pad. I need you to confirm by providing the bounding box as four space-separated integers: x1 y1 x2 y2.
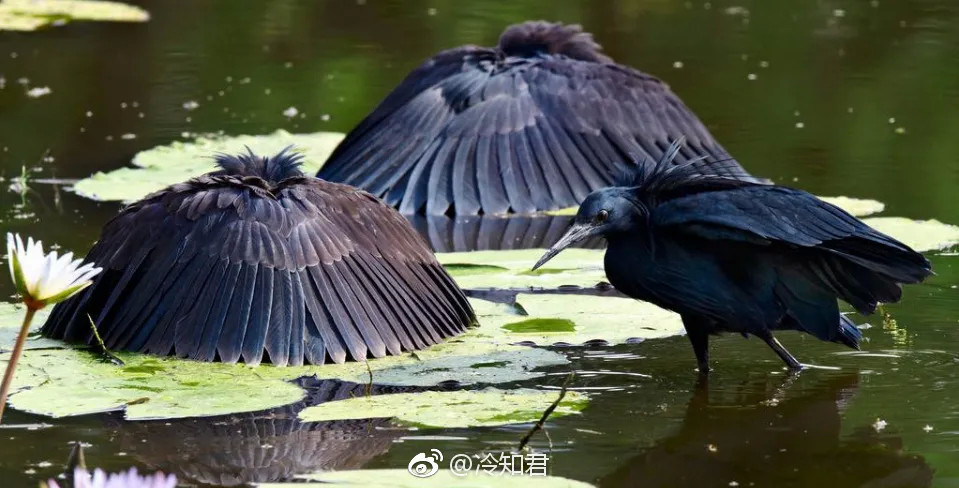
297 388 587 428
260 470 596 488
2 297 585 419
0 0 148 31
819 196 885 217
546 196 885 218
473 294 683 345
862 217 959 252
5 349 307 420
72 130 344 202
1 334 569 419
438 249 606 289
0 302 58 352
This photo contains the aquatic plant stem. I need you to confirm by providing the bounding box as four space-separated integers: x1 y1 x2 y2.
0 306 37 423
518 371 575 451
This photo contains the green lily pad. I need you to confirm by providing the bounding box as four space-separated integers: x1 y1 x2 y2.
473 294 683 345
0 302 58 352
5 349 307 420
72 130 344 202
260 469 596 488
437 249 606 289
297 388 587 428
0 0 148 31
1 333 570 419
819 196 885 217
2 296 588 419
546 196 885 218
862 217 959 252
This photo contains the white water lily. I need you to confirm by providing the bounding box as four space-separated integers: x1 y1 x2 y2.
1 232 101 423
6 232 101 308
46 467 177 488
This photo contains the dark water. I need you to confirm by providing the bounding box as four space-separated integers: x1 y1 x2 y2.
1 1 958 486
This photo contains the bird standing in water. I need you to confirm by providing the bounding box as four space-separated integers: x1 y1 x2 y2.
319 21 758 215
533 141 932 372
42 149 475 366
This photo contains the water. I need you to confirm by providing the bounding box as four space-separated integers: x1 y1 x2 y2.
1 0 958 486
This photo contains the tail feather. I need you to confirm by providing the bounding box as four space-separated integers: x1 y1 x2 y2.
824 236 931 285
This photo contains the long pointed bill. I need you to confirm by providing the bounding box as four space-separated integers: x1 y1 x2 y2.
532 223 596 271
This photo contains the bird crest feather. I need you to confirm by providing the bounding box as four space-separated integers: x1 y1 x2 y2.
498 21 612 63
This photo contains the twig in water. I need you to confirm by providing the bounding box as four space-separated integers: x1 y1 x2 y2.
518 372 575 451
66 441 86 486
364 360 374 398
87 315 124 366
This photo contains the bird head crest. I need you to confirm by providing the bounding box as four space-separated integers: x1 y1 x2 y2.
213 146 305 184
498 21 612 63
614 138 752 204
615 138 687 189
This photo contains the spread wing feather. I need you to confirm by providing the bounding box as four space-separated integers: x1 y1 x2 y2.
319 45 754 215
42 175 475 365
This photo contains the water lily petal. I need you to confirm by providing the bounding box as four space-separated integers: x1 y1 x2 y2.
3 233 101 305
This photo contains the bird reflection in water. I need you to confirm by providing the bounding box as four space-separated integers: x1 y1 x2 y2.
404 213 605 253
601 373 932 488
107 378 433 486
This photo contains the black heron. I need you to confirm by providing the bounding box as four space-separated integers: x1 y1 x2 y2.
41 150 476 366
533 141 932 372
318 20 757 215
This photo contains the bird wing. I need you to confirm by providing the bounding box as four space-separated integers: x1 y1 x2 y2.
42 177 474 366
654 186 901 248
319 53 752 215
652 185 930 305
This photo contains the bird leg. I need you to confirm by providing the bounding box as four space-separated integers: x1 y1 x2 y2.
762 334 803 371
681 315 711 374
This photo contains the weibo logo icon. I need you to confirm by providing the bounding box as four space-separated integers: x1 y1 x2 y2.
407 449 443 478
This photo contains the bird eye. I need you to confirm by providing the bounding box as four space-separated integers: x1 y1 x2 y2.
596 209 609 223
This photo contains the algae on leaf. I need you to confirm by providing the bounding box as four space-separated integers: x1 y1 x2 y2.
0 0 148 31
259 469 596 487
73 130 344 202
297 388 587 428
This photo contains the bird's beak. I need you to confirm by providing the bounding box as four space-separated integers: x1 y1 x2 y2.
532 223 596 271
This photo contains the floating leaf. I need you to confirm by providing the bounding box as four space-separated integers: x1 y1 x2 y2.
0 302 58 352
438 249 606 289
473 294 683 346
72 130 344 202
819 196 885 217
1 337 570 419
297 388 587 428
862 217 959 252
0 0 148 31
259 469 596 488
1 298 581 419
